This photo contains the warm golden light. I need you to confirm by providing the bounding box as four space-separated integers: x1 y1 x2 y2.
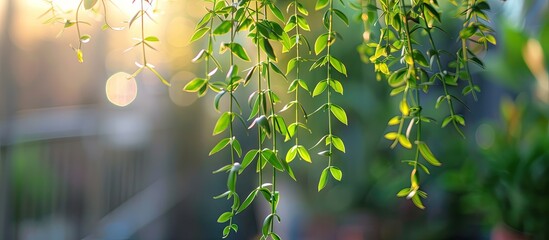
106 72 138 107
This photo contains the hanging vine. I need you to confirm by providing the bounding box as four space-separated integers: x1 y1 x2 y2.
45 0 497 238
360 0 495 208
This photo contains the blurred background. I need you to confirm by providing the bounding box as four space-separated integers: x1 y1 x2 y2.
0 0 548 239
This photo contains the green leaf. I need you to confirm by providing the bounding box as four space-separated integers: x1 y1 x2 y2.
284 15 297 32
221 42 251 61
262 214 274 236
259 38 276 60
312 80 328 97
270 232 282 240
286 57 298 75
315 0 329 10
417 141 441 166
195 12 212 29
213 112 232 135
237 189 258 214
268 3 285 22
454 115 465 126
222 225 231 238
128 10 144 28
269 62 286 79
213 190 231 199
232 138 242 157
314 33 329 55
318 167 329 191
411 194 425 209
441 115 453 128
297 145 311 162
297 3 309 15
144 36 159 42
412 49 429 67
213 21 232 35
423 3 440 22
329 56 347 76
485 34 497 45
249 115 271 137
227 167 237 192
296 15 310 31
80 34 91 43
209 138 231 156
329 166 342 181
459 25 477 39
184 78 207 92
285 145 298 163
217 212 233 223
310 56 328 70
212 164 233 174
332 9 349 26
84 0 98 10
396 188 411 197
331 136 345 152
240 150 258 173
190 27 209 43
329 79 343 94
330 104 348 125
262 150 284 171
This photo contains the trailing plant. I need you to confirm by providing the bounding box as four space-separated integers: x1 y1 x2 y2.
44 0 497 238
357 0 495 208
309 0 348 191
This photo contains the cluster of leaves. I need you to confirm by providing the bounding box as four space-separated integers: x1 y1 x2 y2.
186 0 349 238
358 0 495 208
46 0 497 238
41 0 169 85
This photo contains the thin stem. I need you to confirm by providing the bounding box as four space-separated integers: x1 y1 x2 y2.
462 0 478 101
140 0 147 66
255 0 264 188
294 0 301 146
327 0 334 168
229 0 235 165
75 0 84 49
419 5 464 138
399 0 421 176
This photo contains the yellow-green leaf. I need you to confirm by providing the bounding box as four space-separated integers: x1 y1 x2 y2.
297 145 312 163
318 168 329 191
388 116 401 126
330 104 348 125
417 141 441 166
76 49 84 63
330 166 342 181
398 135 412 149
400 99 410 116
384 132 398 140
315 0 329 10
84 0 98 10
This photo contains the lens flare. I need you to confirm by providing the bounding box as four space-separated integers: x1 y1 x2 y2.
106 72 137 107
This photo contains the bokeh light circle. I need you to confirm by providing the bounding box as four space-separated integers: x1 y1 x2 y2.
106 72 138 107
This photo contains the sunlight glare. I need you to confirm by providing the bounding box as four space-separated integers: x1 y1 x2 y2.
106 72 138 107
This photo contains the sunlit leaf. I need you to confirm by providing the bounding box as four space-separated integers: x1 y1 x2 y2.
190 27 209 43
213 112 233 135
330 104 348 125
318 167 329 191
417 141 441 166
398 135 412 149
84 0 98 10
209 138 230 156
329 166 342 181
